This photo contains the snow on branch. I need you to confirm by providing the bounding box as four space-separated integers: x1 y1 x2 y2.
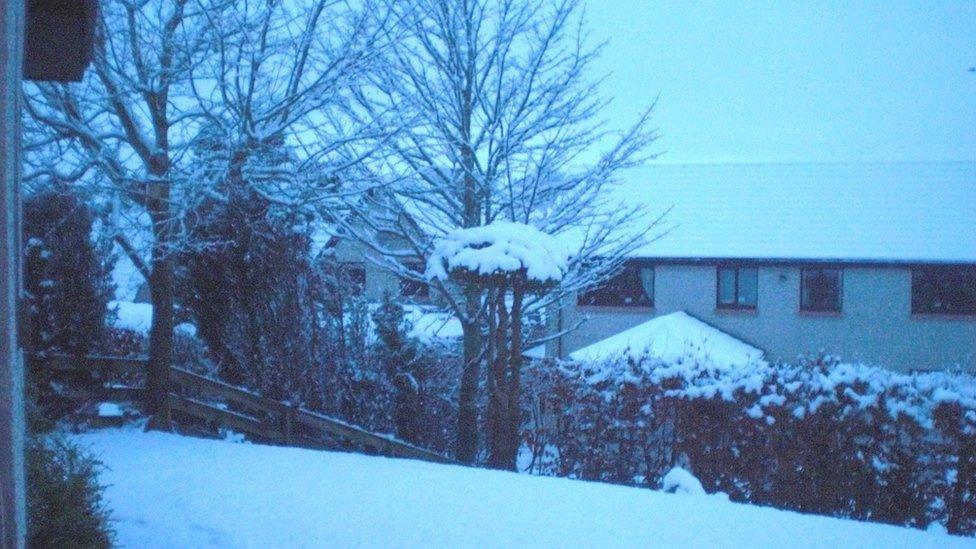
426 222 570 289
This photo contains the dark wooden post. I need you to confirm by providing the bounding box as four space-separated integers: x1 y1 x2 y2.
280 404 295 446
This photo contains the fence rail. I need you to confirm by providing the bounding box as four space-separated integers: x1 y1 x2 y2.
41 353 455 464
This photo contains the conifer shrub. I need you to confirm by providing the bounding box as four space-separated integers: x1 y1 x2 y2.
23 188 116 429
27 436 114 549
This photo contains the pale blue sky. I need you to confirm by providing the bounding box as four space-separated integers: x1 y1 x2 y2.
585 0 976 163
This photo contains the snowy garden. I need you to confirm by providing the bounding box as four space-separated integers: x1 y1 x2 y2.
14 0 976 546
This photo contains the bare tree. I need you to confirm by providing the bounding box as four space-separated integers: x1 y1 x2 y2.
340 0 660 464
23 0 216 428
185 0 396 207
22 0 396 427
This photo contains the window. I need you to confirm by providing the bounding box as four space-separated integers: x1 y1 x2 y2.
578 263 654 307
717 266 758 309
399 261 429 301
340 263 366 296
911 266 976 315
801 268 842 312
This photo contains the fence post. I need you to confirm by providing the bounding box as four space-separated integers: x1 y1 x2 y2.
281 404 293 446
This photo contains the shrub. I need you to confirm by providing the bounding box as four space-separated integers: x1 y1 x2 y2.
372 292 424 443
172 327 216 376
23 188 116 430
323 292 458 454
180 186 331 406
27 436 114 549
23 188 114 355
525 353 976 535
98 326 146 358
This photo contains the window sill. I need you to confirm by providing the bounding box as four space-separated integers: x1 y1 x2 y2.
577 305 655 314
714 307 758 316
910 313 976 322
799 310 843 318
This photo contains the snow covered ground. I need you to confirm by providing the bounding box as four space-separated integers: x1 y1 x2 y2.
76 430 970 548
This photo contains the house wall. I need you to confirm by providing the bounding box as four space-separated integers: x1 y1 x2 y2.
333 237 405 302
557 264 976 372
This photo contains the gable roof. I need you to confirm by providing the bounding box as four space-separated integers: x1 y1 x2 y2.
569 311 764 367
612 161 976 264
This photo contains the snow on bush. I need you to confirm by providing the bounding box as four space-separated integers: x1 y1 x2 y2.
661 467 706 495
426 222 570 286
523 352 976 535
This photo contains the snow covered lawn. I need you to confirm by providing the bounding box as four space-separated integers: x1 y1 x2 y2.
76 430 969 548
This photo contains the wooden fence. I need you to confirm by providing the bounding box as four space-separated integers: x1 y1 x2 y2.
41 354 455 464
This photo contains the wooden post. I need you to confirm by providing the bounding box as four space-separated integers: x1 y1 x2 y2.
281 404 294 446
0 1 26 546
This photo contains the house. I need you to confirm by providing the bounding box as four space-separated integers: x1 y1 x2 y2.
547 161 976 372
111 161 976 371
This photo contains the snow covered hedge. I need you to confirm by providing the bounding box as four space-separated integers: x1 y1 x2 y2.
524 354 976 535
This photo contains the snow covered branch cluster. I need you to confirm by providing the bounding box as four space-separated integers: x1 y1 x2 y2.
426 222 570 287
524 353 976 535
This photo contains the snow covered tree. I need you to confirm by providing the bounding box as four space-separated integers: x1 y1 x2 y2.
340 0 660 463
23 0 397 428
429 222 569 469
183 0 394 212
22 0 219 428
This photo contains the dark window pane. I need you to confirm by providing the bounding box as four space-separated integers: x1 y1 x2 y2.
639 267 655 305
717 267 757 309
341 263 366 296
718 268 736 305
400 262 429 300
578 264 653 307
912 266 976 315
801 268 842 312
737 268 758 307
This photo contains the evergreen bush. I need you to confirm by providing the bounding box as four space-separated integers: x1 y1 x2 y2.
27 436 114 549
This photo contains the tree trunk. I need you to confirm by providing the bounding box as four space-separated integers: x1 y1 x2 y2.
505 284 524 470
487 287 515 470
456 283 482 464
144 191 173 431
454 37 484 464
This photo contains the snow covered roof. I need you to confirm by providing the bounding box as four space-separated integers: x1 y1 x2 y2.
610 161 976 264
569 311 764 367
404 306 463 340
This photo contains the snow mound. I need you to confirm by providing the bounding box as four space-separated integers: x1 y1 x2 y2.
427 222 570 284
76 430 972 548
97 402 124 418
661 467 706 496
569 311 764 367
